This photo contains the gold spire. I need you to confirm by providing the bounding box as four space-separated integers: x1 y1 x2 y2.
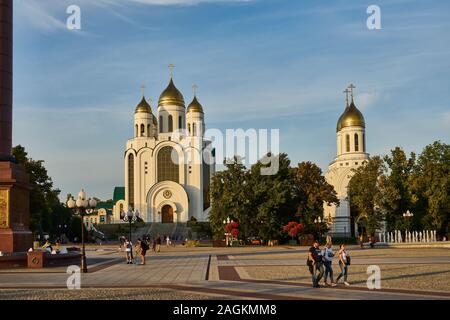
140 85 146 98
187 85 204 113
336 84 365 132
135 94 152 114
158 79 185 107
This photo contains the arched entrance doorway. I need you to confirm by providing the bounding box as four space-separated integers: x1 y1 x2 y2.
161 205 173 223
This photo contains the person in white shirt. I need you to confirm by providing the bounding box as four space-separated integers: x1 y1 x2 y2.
124 238 133 264
322 242 337 287
336 244 350 286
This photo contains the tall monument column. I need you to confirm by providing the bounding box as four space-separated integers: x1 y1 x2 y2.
0 0 32 253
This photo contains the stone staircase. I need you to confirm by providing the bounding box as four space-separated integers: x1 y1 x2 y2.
134 223 190 242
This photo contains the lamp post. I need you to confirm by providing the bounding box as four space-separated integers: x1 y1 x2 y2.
403 210 414 231
223 217 232 246
121 207 140 242
67 189 97 273
314 217 322 241
58 224 68 244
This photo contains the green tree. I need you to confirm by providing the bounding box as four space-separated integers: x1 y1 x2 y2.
247 153 295 242
348 156 384 236
292 161 338 237
378 147 416 231
410 141 450 234
12 145 70 237
209 157 251 239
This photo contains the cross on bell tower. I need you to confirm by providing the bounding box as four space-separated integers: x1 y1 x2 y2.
348 83 356 101
169 64 175 79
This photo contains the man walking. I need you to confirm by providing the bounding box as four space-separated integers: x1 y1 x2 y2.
307 241 324 288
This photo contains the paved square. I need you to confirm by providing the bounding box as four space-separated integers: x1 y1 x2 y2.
0 245 449 300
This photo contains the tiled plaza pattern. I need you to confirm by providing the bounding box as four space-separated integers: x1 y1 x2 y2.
0 246 449 300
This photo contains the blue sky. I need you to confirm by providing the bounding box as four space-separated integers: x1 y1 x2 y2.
12 0 450 200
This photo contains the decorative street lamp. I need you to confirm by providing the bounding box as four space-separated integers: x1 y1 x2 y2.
58 224 68 243
223 217 232 246
314 217 322 240
403 210 414 231
67 189 97 273
121 207 140 242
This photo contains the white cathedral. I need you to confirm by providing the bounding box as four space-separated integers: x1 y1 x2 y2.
113 72 215 224
324 86 369 237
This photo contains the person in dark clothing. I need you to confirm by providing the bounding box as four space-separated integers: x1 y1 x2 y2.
307 241 324 288
156 235 161 252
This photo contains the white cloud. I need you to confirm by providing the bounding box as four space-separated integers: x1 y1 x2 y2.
15 0 254 32
356 92 379 110
130 0 253 4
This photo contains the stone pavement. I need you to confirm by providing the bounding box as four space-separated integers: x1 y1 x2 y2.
0 246 449 300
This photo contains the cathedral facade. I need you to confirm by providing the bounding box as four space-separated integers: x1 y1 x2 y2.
324 86 369 237
114 74 215 223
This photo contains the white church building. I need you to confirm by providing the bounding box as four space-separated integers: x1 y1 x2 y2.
324 86 369 237
113 73 215 223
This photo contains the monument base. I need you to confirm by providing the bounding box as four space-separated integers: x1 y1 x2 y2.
0 229 33 253
0 161 33 253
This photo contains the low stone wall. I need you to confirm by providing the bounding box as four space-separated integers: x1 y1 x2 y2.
0 252 81 269
0 254 27 269
374 242 450 248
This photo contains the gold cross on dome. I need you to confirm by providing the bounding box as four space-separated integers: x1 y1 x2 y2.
140 85 146 97
348 83 356 99
343 88 350 107
169 64 175 78
192 84 198 96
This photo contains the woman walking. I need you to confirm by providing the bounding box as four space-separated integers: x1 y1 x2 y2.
135 238 142 265
336 244 351 286
322 242 336 287
124 237 133 264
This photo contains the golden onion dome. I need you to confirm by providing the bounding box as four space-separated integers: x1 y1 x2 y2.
158 78 185 107
135 96 152 114
187 96 204 114
336 99 365 132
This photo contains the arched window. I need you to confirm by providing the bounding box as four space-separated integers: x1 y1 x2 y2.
178 116 183 129
140 124 145 137
168 115 173 132
147 124 151 137
128 154 134 208
346 134 350 152
193 123 197 136
159 116 163 133
157 146 179 183
354 133 359 152
119 203 124 219
135 124 138 137
363 133 366 152
188 123 191 135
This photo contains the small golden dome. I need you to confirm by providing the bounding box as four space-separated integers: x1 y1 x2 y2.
187 96 204 113
135 96 152 114
336 99 365 132
158 78 185 107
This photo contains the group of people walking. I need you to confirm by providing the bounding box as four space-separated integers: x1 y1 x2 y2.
307 240 351 288
120 234 166 265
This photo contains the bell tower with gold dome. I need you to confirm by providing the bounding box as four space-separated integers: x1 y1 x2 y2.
324 84 369 237
157 64 186 136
